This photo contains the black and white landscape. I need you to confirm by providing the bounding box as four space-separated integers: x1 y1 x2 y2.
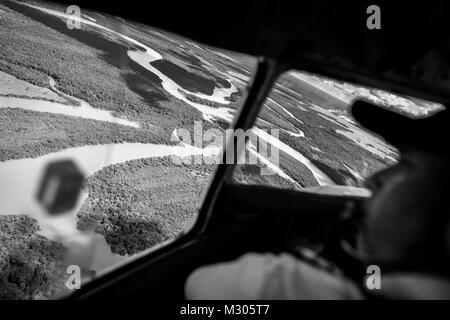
0 0 442 299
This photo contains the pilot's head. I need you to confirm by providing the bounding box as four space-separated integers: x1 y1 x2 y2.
351 100 450 267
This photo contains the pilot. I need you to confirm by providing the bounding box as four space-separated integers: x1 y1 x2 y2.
185 100 450 299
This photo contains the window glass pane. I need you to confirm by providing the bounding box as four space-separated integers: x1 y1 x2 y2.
232 70 443 191
0 0 256 299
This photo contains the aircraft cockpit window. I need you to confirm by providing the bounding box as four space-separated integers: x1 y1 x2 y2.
231 70 444 195
0 0 256 299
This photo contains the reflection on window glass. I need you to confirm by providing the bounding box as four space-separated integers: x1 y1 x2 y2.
233 70 443 191
0 0 255 299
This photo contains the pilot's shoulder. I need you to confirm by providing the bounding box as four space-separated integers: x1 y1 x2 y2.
185 253 363 300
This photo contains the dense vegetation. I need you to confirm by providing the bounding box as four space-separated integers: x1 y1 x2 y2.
0 215 67 299
0 1 212 135
0 108 169 161
0 0 401 301
259 84 396 186
77 157 213 255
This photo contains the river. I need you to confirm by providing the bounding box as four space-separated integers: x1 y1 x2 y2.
0 1 335 274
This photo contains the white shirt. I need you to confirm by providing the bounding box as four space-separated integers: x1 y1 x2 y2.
185 253 363 300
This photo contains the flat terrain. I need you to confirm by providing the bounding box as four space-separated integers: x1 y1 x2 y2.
0 0 243 298
0 108 166 161
0 0 232 135
1 0 435 300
